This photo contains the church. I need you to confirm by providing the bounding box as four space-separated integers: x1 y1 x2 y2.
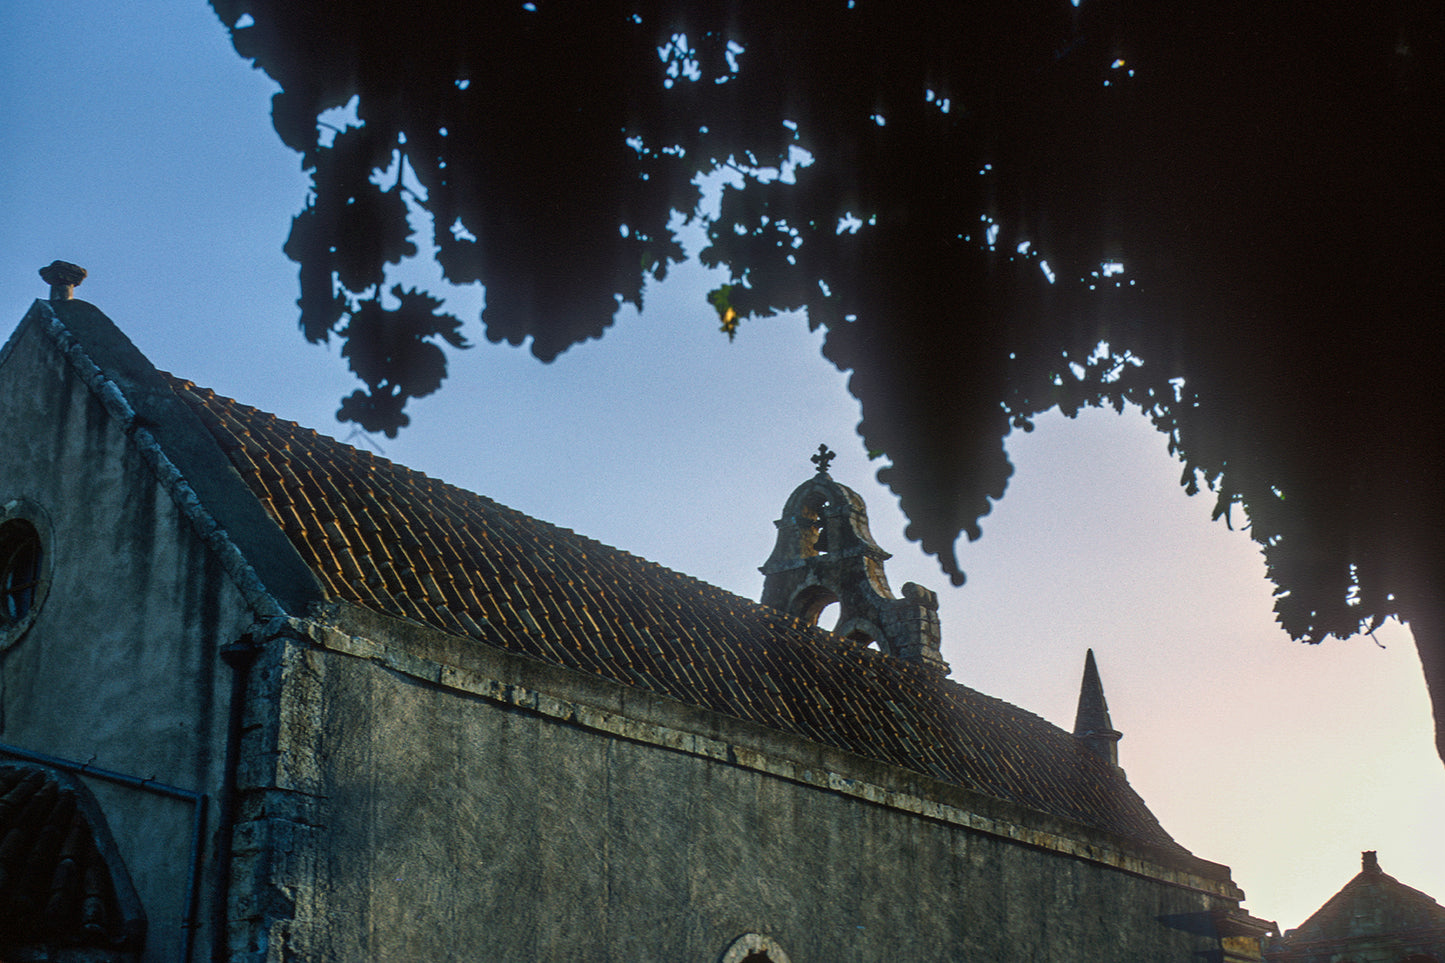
0 265 1273 961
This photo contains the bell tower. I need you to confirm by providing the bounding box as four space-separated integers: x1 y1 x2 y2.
760 446 949 673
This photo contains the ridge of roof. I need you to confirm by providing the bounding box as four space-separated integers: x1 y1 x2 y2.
10 299 324 618
1278 855 1445 946
163 374 1194 856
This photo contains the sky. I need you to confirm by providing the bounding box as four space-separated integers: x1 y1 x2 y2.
3 0 1441 934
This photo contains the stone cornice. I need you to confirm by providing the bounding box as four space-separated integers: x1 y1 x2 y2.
258 602 1246 903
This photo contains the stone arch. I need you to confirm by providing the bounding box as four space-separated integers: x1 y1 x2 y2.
789 583 841 627
719 932 792 963
835 615 887 650
797 488 831 556
0 762 146 960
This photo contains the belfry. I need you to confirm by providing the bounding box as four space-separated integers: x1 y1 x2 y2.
760 445 949 672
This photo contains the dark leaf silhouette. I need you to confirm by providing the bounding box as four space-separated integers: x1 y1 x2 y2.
211 0 1445 761
337 286 469 436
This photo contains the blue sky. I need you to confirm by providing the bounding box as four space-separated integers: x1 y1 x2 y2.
3 0 1442 931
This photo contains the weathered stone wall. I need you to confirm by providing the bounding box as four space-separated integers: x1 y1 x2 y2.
241 606 1244 963
0 314 257 963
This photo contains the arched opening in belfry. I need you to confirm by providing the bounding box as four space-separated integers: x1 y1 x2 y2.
795 585 839 627
836 615 885 650
806 596 885 649
799 490 830 556
850 633 882 650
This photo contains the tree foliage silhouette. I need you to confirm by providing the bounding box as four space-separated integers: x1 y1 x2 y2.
211 0 1445 760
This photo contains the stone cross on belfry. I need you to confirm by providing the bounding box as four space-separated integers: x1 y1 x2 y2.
811 444 836 475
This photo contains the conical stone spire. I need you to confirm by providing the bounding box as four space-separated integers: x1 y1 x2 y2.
1074 649 1123 766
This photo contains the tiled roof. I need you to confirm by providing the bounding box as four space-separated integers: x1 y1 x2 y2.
168 376 1188 853
1273 854 1445 954
0 764 145 953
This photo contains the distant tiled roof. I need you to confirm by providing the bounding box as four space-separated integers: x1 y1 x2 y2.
0 764 146 953
1272 854 1445 957
168 376 1188 853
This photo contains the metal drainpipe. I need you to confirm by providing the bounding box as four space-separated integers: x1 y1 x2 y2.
214 636 260 963
0 741 207 963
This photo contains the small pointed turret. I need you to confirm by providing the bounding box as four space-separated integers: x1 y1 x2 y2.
1074 649 1122 766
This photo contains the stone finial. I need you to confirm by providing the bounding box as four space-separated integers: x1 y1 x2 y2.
39 261 87 300
810 443 836 475
1362 851 1380 873
1074 649 1123 766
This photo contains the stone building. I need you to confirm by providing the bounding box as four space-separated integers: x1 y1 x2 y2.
1268 852 1445 963
0 271 1273 961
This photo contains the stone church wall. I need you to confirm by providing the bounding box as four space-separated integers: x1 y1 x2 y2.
0 317 256 963
238 605 1241 963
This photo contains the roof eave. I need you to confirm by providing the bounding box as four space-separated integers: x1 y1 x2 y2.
18 298 326 618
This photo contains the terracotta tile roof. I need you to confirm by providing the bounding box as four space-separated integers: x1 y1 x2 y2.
167 376 1188 853
0 764 145 953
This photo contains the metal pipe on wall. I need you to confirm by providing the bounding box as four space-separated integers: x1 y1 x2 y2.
0 741 208 963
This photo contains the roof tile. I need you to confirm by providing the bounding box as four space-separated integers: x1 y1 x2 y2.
165 376 1187 853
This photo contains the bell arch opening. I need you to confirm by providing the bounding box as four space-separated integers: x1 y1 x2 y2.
792 584 839 627
799 490 830 557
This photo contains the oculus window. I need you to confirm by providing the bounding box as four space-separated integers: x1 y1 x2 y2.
1 520 41 621
0 501 51 648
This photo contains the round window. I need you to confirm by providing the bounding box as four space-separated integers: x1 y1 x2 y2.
719 933 791 963
0 502 51 648
1 519 42 624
